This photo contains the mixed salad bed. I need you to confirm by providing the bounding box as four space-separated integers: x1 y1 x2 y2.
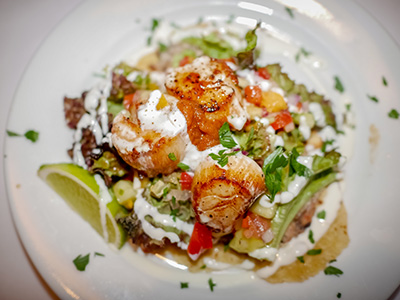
58 19 348 281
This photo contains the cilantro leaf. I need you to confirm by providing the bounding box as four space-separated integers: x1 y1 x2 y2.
295 47 311 63
367 95 379 103
388 109 399 119
170 208 179 222
337 292 342 298
208 278 217 292
209 149 237 167
158 42 168 52
308 229 315 244
168 152 177 161
297 256 305 263
307 249 322 255
180 282 189 289
7 129 39 142
321 139 335 152
382 76 388 86
73 253 90 271
219 122 237 148
262 147 289 201
289 148 311 177
334 76 344 93
151 18 160 31
324 266 343 277
317 210 326 219
94 252 105 257
177 162 190 171
6 130 20 137
285 7 294 19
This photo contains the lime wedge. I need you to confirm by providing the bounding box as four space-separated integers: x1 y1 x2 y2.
38 163 126 249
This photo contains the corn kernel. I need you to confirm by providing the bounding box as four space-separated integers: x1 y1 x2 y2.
156 94 168 110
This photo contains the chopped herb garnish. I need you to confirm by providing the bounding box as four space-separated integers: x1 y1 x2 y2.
289 147 311 177
209 149 238 167
367 95 379 103
180 282 189 289
208 278 217 292
219 122 237 148
295 47 311 63
201 264 207 269
308 229 315 244
7 129 39 142
334 76 344 93
337 292 342 298
94 252 105 257
317 210 326 220
297 256 305 263
171 196 176 205
177 162 190 171
151 18 160 31
170 208 179 221
168 152 177 161
307 249 322 255
223 244 230 252
324 266 343 277
162 186 170 198
321 139 334 152
329 259 337 264
159 42 168 52
147 18 161 45
388 109 399 119
262 147 289 202
73 253 90 271
345 103 351 112
382 76 388 86
285 6 294 19
6 130 20 137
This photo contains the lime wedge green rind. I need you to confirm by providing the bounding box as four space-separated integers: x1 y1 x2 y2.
38 163 126 249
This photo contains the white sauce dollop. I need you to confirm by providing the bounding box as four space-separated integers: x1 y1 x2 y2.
137 90 187 137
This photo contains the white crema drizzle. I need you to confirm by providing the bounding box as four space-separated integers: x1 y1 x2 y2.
134 189 194 250
72 74 112 168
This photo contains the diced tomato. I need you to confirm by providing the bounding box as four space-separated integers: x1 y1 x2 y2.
256 67 271 80
179 56 193 67
244 85 262 106
242 212 271 240
180 172 193 190
123 93 135 110
187 222 213 260
296 101 303 111
270 110 294 132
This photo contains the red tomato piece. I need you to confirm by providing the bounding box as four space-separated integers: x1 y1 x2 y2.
179 56 193 67
242 212 271 240
187 222 213 260
270 110 293 131
180 172 193 190
256 67 271 80
244 85 262 106
123 93 135 110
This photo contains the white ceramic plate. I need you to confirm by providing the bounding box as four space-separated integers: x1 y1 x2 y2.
4 0 400 299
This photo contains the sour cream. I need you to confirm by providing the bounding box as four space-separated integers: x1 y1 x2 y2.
137 90 187 137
